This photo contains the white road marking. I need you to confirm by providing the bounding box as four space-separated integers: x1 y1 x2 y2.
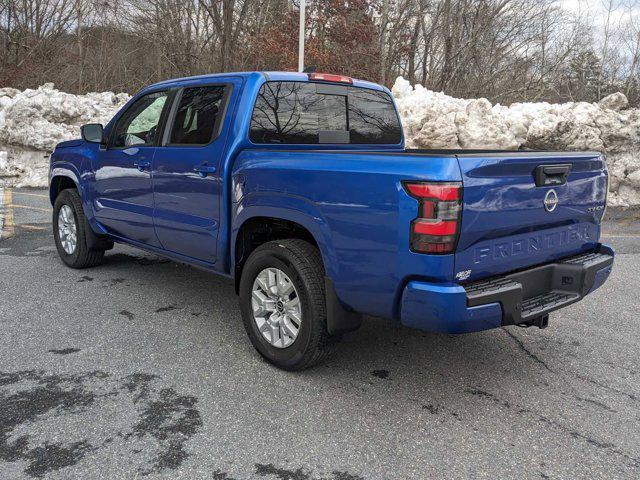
0 187 15 239
601 233 640 238
0 187 4 238
7 203 52 213
19 224 47 231
12 191 49 199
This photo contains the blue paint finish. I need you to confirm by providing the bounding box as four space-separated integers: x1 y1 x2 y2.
455 153 608 281
231 149 460 319
91 143 160 247
49 147 92 220
457 222 600 279
400 281 503 333
48 71 614 335
152 77 243 263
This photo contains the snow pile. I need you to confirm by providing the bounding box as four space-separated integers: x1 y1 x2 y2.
0 83 129 187
1 80 639 207
393 77 640 207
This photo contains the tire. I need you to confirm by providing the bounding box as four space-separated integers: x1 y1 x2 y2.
53 188 105 269
239 239 339 370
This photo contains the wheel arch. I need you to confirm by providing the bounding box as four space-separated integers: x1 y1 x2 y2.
49 171 80 205
232 207 361 335
233 214 324 294
50 171 111 252
231 191 339 280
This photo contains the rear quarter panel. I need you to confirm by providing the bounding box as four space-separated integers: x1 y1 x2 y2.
232 150 461 320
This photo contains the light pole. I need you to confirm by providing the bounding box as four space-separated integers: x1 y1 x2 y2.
298 0 306 72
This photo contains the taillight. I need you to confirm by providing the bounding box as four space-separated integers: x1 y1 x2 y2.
404 181 463 254
307 73 353 84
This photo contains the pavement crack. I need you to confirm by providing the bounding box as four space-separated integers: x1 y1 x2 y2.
213 471 238 480
572 372 638 404
155 304 178 313
463 387 640 469
537 416 640 468
48 348 81 355
573 395 617 413
503 329 553 372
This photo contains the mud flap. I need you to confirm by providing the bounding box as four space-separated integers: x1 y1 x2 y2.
325 277 362 335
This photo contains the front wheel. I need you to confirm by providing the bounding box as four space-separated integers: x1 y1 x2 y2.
239 239 339 370
53 189 105 269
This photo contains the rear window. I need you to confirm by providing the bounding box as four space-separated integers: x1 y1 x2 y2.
249 81 402 145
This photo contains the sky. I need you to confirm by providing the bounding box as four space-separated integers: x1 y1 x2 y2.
561 0 639 17
561 0 599 12
561 0 639 33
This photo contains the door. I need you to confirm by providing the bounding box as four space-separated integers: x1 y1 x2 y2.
93 90 170 246
152 84 232 264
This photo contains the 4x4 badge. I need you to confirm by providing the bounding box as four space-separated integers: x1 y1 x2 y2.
544 189 558 212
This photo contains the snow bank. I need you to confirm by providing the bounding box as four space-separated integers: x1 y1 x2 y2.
0 83 129 187
1 80 639 207
393 77 640 207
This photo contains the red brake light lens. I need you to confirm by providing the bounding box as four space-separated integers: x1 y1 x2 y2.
308 73 353 84
413 220 458 236
404 183 460 201
404 181 463 255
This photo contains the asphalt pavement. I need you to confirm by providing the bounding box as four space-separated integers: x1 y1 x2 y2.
1 188 639 479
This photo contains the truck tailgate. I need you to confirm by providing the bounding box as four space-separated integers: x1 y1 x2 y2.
454 152 608 282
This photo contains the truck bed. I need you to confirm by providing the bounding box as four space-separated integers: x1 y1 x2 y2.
405 149 603 156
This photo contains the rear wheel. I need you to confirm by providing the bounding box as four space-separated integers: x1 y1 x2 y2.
53 189 105 269
239 239 339 370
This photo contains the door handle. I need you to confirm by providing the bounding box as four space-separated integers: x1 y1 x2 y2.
534 164 572 187
193 165 217 178
133 160 151 171
123 147 140 156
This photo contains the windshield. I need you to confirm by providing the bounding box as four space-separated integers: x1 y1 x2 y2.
250 81 402 145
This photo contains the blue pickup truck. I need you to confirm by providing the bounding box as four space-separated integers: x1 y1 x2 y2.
49 71 614 370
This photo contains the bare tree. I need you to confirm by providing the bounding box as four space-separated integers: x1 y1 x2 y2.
0 0 639 107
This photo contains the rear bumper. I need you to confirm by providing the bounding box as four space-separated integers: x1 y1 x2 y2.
400 244 614 334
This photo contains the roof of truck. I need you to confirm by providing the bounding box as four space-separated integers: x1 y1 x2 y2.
147 71 387 92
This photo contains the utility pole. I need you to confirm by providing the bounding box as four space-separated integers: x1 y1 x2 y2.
379 0 389 85
298 0 306 72
76 0 83 93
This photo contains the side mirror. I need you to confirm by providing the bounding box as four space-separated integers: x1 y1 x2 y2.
81 123 104 144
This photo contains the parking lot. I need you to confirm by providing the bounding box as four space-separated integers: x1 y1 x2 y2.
1 187 639 479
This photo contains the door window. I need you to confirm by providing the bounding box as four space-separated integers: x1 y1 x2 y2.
111 91 168 148
168 86 226 145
